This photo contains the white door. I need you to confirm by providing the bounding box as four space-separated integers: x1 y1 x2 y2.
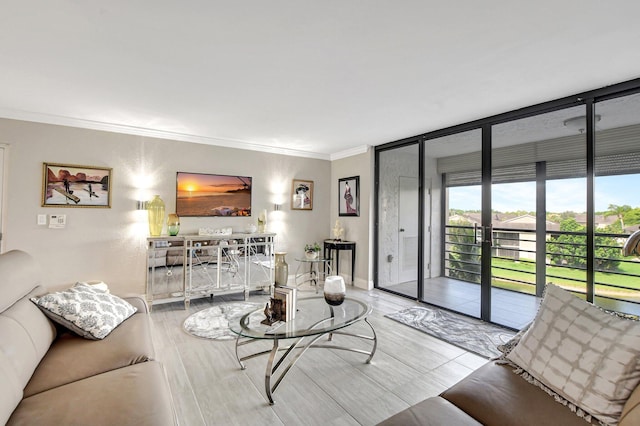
398 176 419 283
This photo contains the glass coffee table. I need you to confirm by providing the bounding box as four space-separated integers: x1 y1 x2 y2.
229 296 377 404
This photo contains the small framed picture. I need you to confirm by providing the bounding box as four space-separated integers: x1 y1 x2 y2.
291 179 313 210
42 163 112 208
338 176 359 217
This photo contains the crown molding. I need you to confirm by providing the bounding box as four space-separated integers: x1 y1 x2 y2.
0 108 331 160
330 144 370 161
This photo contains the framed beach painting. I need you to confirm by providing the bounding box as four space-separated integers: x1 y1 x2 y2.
42 163 112 208
291 179 313 210
176 172 252 217
338 176 359 217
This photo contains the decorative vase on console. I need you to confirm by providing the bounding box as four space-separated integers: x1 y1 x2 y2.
147 195 165 237
274 252 288 287
258 209 267 233
167 213 180 236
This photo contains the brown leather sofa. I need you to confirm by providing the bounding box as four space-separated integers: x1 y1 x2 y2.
1 250 176 425
379 357 640 425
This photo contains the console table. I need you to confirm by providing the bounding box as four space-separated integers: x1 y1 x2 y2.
146 233 275 309
323 240 356 285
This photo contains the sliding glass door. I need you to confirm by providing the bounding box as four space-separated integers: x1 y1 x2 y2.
594 92 640 316
427 129 482 318
376 142 420 298
375 80 640 327
490 105 586 328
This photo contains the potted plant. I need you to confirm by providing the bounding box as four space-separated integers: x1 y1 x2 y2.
304 242 321 260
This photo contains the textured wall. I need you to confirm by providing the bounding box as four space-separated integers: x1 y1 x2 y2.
378 148 418 287
377 145 442 288
0 118 331 295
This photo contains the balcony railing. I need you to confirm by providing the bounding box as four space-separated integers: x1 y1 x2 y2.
445 224 640 313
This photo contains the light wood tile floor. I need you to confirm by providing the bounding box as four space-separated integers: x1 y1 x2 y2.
150 287 488 426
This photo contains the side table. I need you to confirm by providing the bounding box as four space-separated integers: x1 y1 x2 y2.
294 257 332 291
323 240 356 285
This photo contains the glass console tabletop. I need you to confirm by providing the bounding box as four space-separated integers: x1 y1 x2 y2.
229 296 377 404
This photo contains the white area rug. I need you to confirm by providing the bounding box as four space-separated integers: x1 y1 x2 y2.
183 302 261 340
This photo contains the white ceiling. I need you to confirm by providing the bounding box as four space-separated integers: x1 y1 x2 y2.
1 1 640 160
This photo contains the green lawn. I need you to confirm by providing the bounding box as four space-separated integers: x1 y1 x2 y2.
490 257 640 300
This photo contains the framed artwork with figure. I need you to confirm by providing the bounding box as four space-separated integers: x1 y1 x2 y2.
42 162 112 208
338 176 359 217
291 179 313 210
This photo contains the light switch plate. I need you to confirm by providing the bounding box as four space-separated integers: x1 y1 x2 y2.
37 214 47 225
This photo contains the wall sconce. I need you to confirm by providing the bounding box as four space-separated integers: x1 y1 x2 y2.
136 200 148 210
274 203 282 211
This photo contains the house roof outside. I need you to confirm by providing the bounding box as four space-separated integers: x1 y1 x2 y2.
448 212 622 233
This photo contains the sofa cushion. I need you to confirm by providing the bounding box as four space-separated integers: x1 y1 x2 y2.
506 284 640 425
0 251 43 313
24 312 155 397
30 283 137 340
441 361 591 425
0 350 23 426
8 361 176 426
377 397 482 426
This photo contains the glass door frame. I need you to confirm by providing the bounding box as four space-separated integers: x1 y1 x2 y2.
373 138 425 300
374 77 640 323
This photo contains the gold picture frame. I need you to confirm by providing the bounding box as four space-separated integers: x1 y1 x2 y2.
42 162 112 208
291 179 313 210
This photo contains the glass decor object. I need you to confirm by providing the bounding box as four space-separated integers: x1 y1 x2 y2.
274 252 288 286
167 213 180 236
304 242 321 259
324 275 346 306
258 209 267 233
147 195 165 236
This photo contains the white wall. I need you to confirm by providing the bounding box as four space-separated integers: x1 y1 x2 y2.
330 148 373 289
0 118 331 295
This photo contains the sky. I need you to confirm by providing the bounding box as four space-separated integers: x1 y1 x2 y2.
176 173 250 197
449 174 640 213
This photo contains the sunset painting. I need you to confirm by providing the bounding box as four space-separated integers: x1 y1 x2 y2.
176 172 252 217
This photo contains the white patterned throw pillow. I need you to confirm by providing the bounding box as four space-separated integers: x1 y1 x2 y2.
31 283 137 340
506 284 640 425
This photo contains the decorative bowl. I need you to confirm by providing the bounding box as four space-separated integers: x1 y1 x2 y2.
305 251 319 260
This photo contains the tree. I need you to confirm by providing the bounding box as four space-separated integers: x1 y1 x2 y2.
547 218 622 271
623 208 640 228
605 204 632 231
446 220 481 283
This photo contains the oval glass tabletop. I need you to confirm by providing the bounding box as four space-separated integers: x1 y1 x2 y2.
229 296 371 340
